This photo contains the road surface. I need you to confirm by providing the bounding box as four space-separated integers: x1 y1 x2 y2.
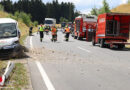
25 31 130 90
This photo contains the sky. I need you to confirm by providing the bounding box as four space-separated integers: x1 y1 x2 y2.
12 0 128 14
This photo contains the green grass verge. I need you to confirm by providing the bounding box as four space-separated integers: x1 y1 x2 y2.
8 63 28 90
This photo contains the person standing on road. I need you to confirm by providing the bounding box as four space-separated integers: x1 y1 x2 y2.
29 26 33 36
51 26 57 42
39 24 45 42
64 26 70 41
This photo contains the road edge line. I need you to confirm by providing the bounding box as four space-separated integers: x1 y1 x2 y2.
36 61 55 90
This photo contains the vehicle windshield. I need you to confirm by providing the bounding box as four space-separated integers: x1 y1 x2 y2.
0 23 17 38
45 20 53 24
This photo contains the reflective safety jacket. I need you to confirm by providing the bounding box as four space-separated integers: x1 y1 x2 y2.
51 27 57 35
40 26 44 31
65 28 70 33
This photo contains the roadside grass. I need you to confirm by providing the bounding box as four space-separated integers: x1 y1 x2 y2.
0 62 28 90
7 63 28 90
0 61 6 76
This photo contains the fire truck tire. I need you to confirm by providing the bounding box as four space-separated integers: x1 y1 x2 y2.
118 44 125 49
77 36 81 40
100 39 105 48
92 39 95 46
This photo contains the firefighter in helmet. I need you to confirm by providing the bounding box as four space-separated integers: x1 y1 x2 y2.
64 25 70 41
51 25 57 42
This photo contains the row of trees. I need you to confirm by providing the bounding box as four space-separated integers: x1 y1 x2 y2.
0 0 79 24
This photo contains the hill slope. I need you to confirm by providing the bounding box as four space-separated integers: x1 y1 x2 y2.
111 3 130 13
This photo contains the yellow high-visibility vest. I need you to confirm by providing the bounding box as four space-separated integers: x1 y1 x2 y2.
40 26 44 31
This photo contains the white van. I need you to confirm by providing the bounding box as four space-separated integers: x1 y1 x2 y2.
0 18 21 58
44 18 56 27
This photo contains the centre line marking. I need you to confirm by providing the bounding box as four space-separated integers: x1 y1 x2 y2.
77 46 91 53
36 61 55 90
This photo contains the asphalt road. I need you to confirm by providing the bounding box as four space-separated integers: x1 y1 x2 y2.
25 30 130 90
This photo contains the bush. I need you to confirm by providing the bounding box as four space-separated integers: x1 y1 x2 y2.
60 17 68 23
33 21 38 27
19 12 32 27
0 4 4 11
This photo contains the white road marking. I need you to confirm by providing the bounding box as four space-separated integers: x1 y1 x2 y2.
36 61 55 90
78 46 91 53
30 36 33 49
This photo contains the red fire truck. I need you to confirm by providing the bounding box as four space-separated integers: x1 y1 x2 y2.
74 15 97 41
92 13 130 49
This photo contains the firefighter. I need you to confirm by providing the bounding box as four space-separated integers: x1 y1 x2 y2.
64 26 70 41
51 26 57 42
45 26 51 35
39 24 45 42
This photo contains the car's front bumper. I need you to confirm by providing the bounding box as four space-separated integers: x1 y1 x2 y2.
0 44 21 59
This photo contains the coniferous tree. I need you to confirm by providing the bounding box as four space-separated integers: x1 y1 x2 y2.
0 0 77 23
99 0 110 14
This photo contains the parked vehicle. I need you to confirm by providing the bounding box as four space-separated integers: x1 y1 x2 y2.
0 18 21 58
92 13 130 49
74 15 97 41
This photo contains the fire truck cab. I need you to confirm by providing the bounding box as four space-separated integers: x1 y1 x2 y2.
74 15 97 41
92 13 130 49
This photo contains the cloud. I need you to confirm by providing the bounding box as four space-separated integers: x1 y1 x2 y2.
80 8 92 14
121 0 127 4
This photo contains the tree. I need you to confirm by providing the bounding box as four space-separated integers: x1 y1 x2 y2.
128 0 130 3
0 0 77 24
60 17 68 23
99 0 110 14
91 7 98 16
74 10 80 18
0 4 4 11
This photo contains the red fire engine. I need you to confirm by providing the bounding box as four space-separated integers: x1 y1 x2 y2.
74 15 97 41
92 13 130 49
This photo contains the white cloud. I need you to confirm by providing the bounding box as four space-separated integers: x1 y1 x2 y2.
80 8 92 14
121 0 127 4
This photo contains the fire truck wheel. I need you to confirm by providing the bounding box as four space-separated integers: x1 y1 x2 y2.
92 39 95 46
77 36 81 40
100 39 105 48
118 44 125 49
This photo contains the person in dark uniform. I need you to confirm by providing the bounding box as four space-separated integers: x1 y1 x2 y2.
29 26 33 36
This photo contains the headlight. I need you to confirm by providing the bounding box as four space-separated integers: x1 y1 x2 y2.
3 42 18 50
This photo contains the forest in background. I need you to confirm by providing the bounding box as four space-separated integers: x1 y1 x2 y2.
0 0 80 24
